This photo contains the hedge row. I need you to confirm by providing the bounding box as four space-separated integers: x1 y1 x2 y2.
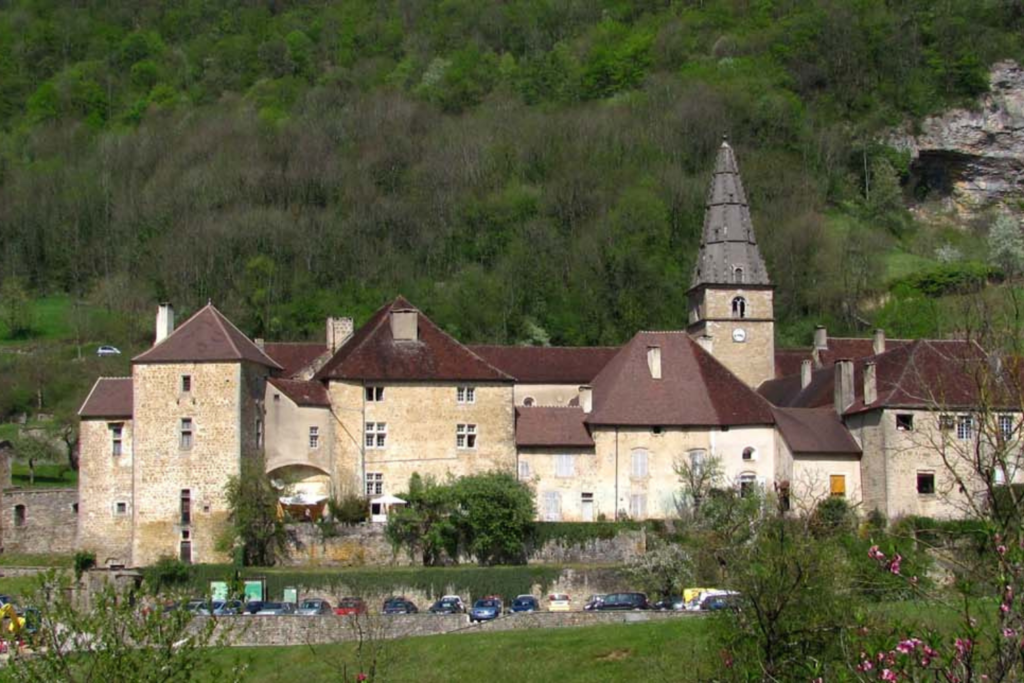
144 564 566 604
529 520 663 549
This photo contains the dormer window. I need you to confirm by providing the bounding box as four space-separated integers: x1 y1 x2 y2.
733 267 744 284
731 297 746 319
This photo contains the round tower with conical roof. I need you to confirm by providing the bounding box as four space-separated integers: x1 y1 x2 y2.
687 137 775 389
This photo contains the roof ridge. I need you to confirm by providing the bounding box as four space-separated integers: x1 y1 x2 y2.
77 379 103 416
210 306 243 359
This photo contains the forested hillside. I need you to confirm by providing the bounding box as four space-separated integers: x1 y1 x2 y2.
1 0 1022 355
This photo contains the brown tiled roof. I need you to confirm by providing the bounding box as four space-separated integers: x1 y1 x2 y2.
469 345 619 384
515 407 594 448
844 339 992 414
759 366 834 409
772 407 861 455
264 343 328 378
762 339 996 413
816 338 911 368
774 348 809 379
79 377 133 418
133 304 282 369
268 378 331 407
587 331 775 427
314 297 512 382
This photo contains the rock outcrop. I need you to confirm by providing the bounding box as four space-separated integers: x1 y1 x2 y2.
890 60 1024 218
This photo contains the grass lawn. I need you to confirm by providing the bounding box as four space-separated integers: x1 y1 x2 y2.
0 423 18 441
0 553 73 568
0 574 48 600
0 296 75 344
205 617 710 683
10 462 77 488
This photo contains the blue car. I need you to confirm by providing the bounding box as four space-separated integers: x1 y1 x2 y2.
469 597 503 622
509 595 539 613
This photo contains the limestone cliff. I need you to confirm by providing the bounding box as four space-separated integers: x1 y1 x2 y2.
890 60 1024 218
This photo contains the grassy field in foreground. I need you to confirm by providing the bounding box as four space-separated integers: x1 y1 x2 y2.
206 618 711 683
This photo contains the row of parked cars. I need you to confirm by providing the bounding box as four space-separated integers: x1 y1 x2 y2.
173 588 740 618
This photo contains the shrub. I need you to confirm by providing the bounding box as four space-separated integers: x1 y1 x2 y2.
809 496 854 538
73 551 96 580
329 494 369 525
144 556 192 592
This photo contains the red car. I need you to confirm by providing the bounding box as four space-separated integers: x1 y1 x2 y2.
334 597 368 616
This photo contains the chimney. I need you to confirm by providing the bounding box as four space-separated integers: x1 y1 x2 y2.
327 316 354 353
647 346 662 380
390 309 418 342
864 361 877 405
800 359 812 390
254 338 265 351
696 335 713 354
579 385 593 414
813 325 828 351
872 328 886 355
155 303 175 345
833 359 855 414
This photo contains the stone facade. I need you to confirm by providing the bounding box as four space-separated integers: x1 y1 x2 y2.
3 488 78 555
330 381 516 498
130 361 269 566
688 286 775 389
78 418 134 565
264 389 333 497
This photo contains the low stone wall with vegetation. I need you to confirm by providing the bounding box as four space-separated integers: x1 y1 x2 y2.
208 609 698 647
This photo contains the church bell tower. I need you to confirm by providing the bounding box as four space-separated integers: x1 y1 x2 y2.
687 137 775 388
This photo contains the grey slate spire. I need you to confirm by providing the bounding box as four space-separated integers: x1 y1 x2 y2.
690 137 770 288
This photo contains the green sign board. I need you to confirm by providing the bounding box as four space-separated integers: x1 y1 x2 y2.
209 581 228 601
283 586 298 605
244 580 265 602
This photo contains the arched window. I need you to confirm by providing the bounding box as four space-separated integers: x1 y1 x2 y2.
523 396 535 407
731 297 746 319
733 267 744 284
742 446 756 461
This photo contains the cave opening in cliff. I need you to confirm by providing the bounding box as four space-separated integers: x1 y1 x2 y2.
906 150 972 203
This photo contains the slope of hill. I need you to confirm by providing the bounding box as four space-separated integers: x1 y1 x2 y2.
0 0 1022 358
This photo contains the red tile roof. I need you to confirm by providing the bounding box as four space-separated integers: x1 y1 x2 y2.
133 304 282 369
79 377 133 418
314 297 512 382
816 337 910 368
469 345 619 384
587 331 775 427
772 407 861 455
515 407 594 448
268 378 331 407
774 348 809 379
759 366 834 409
264 343 328 378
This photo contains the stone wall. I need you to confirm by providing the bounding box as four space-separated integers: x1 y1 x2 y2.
208 609 699 647
2 487 77 554
281 523 645 569
78 418 134 567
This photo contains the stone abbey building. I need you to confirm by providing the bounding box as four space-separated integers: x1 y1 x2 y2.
75 141 1020 567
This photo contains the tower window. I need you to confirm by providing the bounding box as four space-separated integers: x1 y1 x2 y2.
733 267 744 284
731 297 746 318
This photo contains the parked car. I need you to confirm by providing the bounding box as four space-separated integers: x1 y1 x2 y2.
509 595 539 613
469 597 503 622
197 600 243 616
652 596 685 611
583 594 605 611
682 587 715 611
382 597 418 615
297 599 332 616
698 591 741 611
213 600 244 616
255 602 296 615
595 592 649 611
243 600 265 615
184 599 206 613
547 593 572 612
96 345 121 357
0 595 13 607
428 596 465 614
334 597 368 616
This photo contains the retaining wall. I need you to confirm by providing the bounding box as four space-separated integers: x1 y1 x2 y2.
209 609 699 647
2 487 78 554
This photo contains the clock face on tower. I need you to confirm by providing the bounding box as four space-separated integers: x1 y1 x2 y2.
732 328 747 343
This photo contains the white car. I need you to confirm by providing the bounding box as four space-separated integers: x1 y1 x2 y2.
547 593 572 612
96 345 121 357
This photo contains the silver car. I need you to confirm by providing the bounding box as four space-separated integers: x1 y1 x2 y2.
296 599 332 616
255 601 296 615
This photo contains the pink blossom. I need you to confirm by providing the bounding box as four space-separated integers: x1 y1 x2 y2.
1001 603 1010 613
856 660 873 672
889 554 902 575
954 638 972 659
356 675 367 682
1004 628 1017 638
997 544 1007 556
869 545 885 560
881 668 897 681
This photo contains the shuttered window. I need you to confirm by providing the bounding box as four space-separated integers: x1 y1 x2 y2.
631 449 649 478
829 475 846 498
